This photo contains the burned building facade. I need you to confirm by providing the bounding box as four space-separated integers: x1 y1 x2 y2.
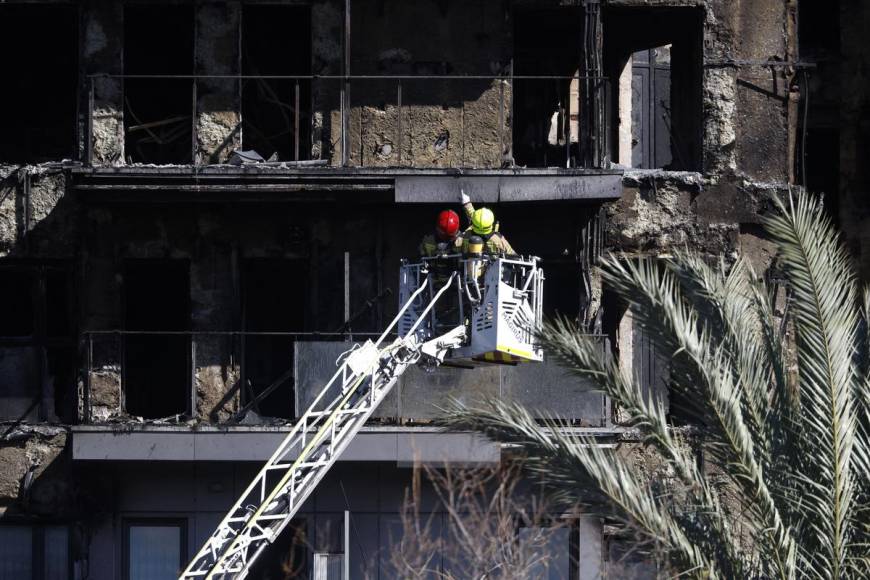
0 0 865 578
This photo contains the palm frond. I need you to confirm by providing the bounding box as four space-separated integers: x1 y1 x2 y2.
764 192 861 578
514 319 745 576
437 190 866 580
667 253 773 465
596 252 797 578
441 397 719 577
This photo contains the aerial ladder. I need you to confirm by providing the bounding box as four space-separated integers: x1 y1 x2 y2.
180 255 544 579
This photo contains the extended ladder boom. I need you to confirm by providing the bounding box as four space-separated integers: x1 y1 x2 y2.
180 273 462 579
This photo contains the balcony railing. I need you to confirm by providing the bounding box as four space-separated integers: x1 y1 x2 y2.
86 73 607 168
81 330 611 427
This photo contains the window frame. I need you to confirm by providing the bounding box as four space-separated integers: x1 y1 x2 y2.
0 523 72 580
516 519 581 580
0 261 76 422
122 518 188 580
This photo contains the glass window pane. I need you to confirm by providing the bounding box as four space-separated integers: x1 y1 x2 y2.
44 525 70 580
129 525 182 580
0 526 33 580
519 526 571 580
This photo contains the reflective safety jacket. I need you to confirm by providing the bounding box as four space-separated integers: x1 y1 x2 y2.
460 201 514 254
419 233 461 257
460 231 516 256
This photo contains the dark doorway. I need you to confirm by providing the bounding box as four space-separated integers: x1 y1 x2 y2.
123 260 190 419
124 4 194 164
242 5 312 161
513 7 584 168
494 202 593 322
804 127 840 219
0 5 78 162
243 258 307 419
603 7 703 170
542 261 583 321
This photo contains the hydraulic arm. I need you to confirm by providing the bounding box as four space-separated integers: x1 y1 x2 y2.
180 273 463 579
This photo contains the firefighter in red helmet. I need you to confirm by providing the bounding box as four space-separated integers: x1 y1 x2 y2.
419 209 461 256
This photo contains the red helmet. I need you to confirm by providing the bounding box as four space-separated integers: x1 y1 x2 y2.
436 210 460 240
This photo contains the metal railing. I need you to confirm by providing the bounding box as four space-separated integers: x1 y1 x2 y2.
80 328 612 427
80 330 381 424
85 73 608 168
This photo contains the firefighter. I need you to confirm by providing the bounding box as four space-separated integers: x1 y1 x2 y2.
460 188 476 224
419 209 461 257
458 189 515 255
460 207 516 256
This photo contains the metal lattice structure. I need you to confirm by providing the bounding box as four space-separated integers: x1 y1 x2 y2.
180 273 461 579
400 256 544 363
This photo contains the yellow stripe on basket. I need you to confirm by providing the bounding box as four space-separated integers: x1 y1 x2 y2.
479 351 516 364
496 344 534 359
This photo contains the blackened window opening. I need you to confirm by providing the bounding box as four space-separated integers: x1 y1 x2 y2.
123 5 194 164
603 7 703 171
123 259 190 419
797 0 840 220
798 0 840 56
0 270 35 337
513 7 584 168
0 264 75 423
243 258 307 420
491 203 591 321
247 519 308 578
242 5 312 162
0 5 77 163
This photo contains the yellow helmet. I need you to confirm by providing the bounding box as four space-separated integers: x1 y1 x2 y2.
471 207 495 235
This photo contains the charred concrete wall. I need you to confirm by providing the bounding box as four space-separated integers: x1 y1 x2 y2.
0 0 802 177
0 426 72 518
63 0 799 176
195 3 242 164
76 199 602 425
78 201 398 423
341 0 512 167
0 5 807 419
607 171 788 265
0 3 836 574
601 0 797 277
0 165 75 259
0 165 78 522
83 0 124 165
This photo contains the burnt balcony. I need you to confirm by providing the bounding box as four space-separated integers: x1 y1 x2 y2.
85 73 608 170
80 330 613 428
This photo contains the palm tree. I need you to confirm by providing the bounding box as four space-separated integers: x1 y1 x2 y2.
444 191 869 579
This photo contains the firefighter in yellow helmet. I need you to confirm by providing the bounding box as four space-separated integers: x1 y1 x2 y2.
460 204 516 255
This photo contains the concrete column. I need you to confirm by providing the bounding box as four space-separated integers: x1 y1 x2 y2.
703 0 739 175
312 0 344 162
83 0 124 165
195 2 242 164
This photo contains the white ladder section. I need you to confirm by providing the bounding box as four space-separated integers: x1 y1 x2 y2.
180 273 462 579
